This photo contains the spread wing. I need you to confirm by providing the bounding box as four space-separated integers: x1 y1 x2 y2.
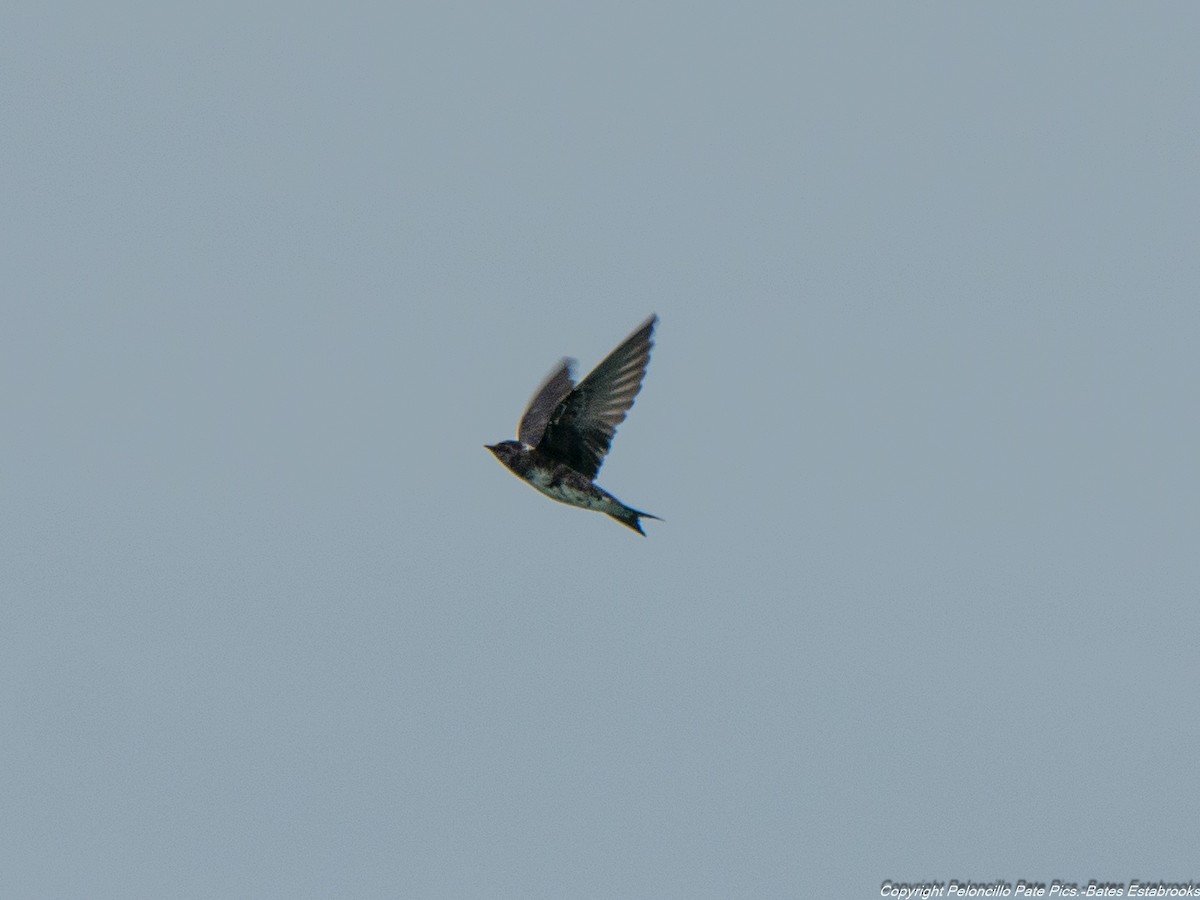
535 315 656 479
517 359 575 447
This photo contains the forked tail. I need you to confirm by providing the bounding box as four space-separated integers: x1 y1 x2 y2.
608 505 663 536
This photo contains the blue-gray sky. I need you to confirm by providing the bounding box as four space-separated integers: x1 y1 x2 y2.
3 4 1198 898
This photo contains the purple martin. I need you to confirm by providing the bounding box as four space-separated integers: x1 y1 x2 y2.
486 315 661 535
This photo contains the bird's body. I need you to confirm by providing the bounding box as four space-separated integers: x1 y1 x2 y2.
486 316 660 535
487 441 655 534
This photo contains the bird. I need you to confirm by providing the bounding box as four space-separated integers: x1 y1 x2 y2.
486 315 661 535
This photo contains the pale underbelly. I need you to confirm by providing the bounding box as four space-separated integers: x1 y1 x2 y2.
528 469 611 511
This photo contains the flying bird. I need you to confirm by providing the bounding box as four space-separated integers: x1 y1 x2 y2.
486 315 661 535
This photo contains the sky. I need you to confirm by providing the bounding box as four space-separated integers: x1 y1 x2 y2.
3 3 1198 898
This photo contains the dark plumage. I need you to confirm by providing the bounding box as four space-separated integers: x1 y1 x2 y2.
486 316 661 535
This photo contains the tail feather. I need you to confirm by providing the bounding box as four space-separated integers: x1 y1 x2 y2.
608 506 662 536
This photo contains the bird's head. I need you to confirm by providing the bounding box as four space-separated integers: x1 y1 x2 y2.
485 440 522 467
